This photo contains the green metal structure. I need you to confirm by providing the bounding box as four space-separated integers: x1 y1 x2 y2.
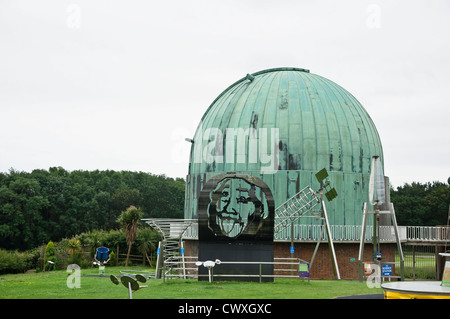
184 67 383 236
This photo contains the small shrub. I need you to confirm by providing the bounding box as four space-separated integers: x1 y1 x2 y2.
0 249 27 274
24 247 41 271
109 251 116 265
44 241 56 271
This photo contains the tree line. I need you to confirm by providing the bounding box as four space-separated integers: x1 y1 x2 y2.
0 166 448 252
390 181 450 226
0 167 185 251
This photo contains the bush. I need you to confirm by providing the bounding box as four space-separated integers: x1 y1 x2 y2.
0 249 27 274
0 227 160 274
109 250 116 265
24 247 41 271
44 241 56 271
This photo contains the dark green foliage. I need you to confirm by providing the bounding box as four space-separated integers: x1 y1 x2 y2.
0 168 185 250
390 181 450 226
0 228 161 274
0 249 28 274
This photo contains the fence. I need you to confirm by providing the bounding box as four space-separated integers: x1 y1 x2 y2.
180 223 450 280
161 256 307 282
406 226 450 242
183 224 449 243
396 245 444 280
117 254 152 266
276 225 407 242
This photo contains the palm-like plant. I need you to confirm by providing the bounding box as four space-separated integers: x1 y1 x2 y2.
67 238 81 257
117 205 143 267
137 228 157 267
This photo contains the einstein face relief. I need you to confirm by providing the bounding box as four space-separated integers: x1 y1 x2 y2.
207 177 269 238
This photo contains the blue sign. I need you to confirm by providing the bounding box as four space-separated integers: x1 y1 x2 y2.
180 248 185 255
290 246 295 254
382 264 392 276
157 247 160 255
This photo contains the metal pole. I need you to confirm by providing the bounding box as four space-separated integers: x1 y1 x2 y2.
128 282 132 299
412 245 416 281
323 199 340 280
155 241 163 279
390 203 404 280
181 241 186 279
290 221 295 271
373 205 381 285
319 189 340 280
358 203 368 282
373 206 378 263
162 241 166 284
445 203 450 253
259 263 262 283
310 220 325 270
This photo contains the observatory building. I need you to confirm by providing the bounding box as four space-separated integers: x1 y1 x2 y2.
183 67 394 280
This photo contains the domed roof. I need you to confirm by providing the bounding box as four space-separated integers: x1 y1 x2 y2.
189 67 383 176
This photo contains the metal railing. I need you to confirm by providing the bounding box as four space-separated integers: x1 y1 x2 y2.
182 222 449 243
406 226 450 242
161 256 307 282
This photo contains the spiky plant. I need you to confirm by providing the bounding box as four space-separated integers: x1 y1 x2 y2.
117 205 143 267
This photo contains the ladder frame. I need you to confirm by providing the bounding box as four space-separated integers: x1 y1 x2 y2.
358 202 405 283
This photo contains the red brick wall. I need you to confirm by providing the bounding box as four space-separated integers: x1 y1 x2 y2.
275 242 396 280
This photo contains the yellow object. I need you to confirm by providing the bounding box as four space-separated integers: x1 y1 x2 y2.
382 281 450 299
384 290 450 299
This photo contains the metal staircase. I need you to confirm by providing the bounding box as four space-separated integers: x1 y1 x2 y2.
143 218 196 279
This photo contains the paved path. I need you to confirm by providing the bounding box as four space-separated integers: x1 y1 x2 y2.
335 294 383 299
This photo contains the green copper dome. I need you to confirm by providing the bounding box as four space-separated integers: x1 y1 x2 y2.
185 67 383 229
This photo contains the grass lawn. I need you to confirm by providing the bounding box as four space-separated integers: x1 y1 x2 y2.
0 266 382 299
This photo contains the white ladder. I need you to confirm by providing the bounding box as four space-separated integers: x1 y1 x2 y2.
274 185 321 235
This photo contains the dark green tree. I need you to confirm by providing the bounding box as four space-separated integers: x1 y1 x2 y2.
117 206 143 267
0 168 185 250
111 188 142 215
391 181 450 226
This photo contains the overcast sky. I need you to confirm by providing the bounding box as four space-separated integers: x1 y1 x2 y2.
0 0 449 188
